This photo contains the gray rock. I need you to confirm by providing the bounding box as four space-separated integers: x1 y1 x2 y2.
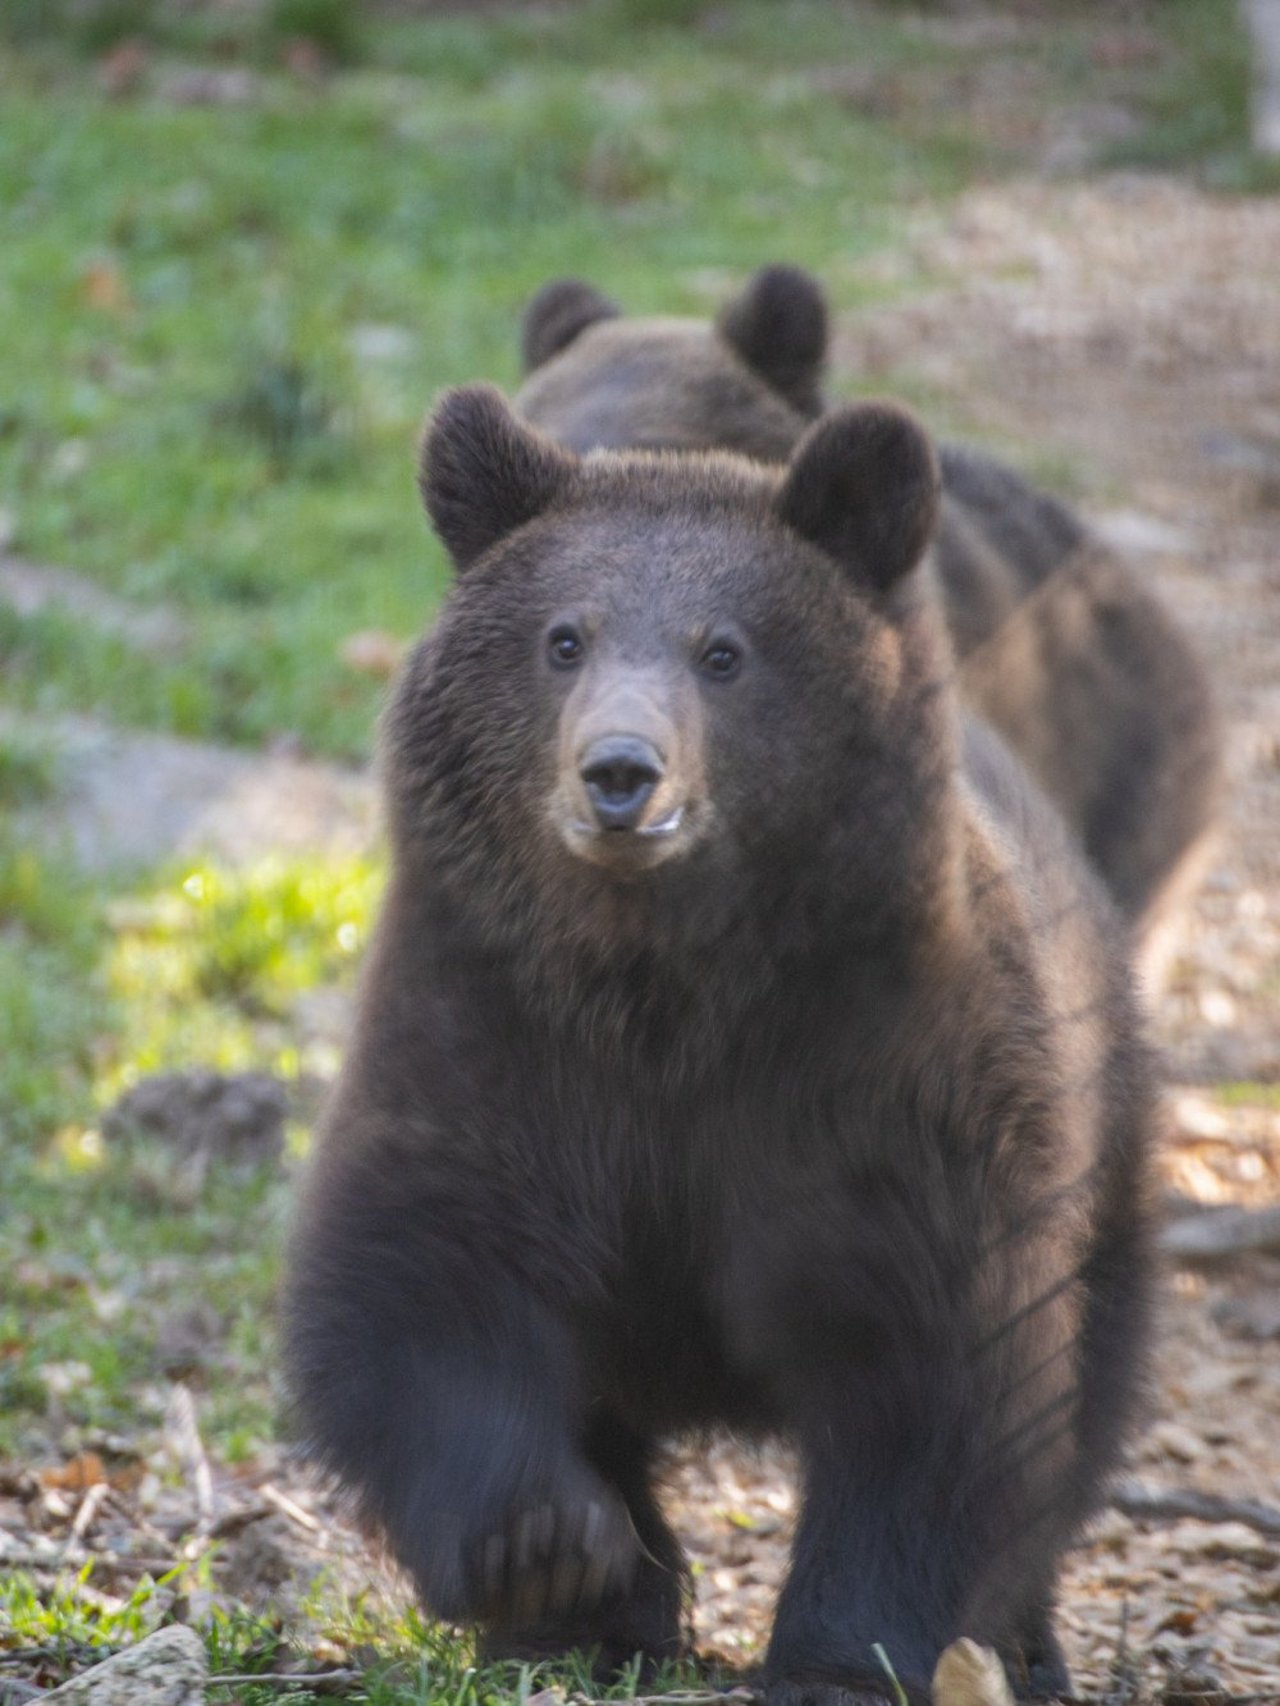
157 67 261 107
43 1625 206 1704
1092 508 1192 557
349 323 416 364
1245 0 1280 154
2 711 378 873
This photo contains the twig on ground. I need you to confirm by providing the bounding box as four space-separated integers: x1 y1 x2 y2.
627 1697 758 1705
207 1672 361 1692
165 1380 215 1550
0 1547 180 1574
209 1500 274 1540
62 1479 110 1557
564 1695 757 1706
1110 1478 1280 1539
1161 1204 1280 1262
260 1481 325 1536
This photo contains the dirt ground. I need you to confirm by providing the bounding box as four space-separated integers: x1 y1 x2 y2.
5 172 1279 1703
660 173 1280 1703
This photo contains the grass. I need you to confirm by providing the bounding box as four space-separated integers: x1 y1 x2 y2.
1213 1080 1280 1112
1 1575 717 1706
0 848 381 1449
0 840 401 1691
0 1 1269 1696
0 724 59 805
0 838 109 1144
0 12 961 758
1101 1 1280 192
0 0 1257 760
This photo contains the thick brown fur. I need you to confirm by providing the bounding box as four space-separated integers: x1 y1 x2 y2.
515 267 1223 961
285 387 1158 1706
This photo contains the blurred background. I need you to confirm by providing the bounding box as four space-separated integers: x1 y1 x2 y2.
1 3 1278 1702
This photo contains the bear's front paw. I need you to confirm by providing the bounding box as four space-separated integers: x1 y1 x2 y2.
468 1488 638 1629
768 1674 915 1706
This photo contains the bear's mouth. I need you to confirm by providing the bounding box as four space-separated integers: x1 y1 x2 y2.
592 805 684 840
555 801 698 871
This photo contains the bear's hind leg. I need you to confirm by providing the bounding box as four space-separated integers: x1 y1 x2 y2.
746 1219 1087 1706
998 1600 1071 1701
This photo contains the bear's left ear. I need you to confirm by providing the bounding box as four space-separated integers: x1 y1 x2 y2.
420 384 577 572
716 264 829 417
774 402 940 594
521 278 622 373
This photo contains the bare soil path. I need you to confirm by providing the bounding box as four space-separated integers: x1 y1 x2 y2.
662 173 1280 1702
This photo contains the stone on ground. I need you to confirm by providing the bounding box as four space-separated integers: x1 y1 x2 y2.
43 1625 206 1704
932 1639 1016 1706
1245 0 1280 154
4 712 377 872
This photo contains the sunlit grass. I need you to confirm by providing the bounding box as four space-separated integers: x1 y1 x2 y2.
101 852 382 1096
1213 1080 1280 1111
0 1568 722 1705
1 1560 195 1646
0 844 382 1145
0 847 382 1460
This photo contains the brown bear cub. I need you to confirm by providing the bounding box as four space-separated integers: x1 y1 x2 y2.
515 267 1223 973
285 388 1157 1705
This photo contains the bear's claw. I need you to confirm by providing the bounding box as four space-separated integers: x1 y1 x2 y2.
467 1494 636 1627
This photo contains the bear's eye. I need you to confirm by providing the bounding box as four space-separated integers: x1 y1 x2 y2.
548 626 585 668
699 640 742 680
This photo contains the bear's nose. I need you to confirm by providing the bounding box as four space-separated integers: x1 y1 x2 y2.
580 736 664 832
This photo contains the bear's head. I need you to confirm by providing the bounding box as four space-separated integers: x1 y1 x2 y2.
388 385 949 967
514 266 828 463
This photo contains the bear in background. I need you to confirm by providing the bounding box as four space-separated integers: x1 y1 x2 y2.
285 386 1158 1704
515 266 1223 981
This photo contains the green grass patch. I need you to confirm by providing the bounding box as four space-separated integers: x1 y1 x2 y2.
1213 1080 1280 1111
1 1560 194 1648
0 849 381 1459
265 0 367 67
0 1578 719 1705
0 725 59 805
0 839 109 1147
8 1 1253 758
102 851 381 1092
0 1126 290 1457
1100 0 1280 190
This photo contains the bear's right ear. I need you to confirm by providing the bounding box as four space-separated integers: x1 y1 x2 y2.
521 278 622 373
420 385 577 572
774 402 940 595
716 264 829 417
